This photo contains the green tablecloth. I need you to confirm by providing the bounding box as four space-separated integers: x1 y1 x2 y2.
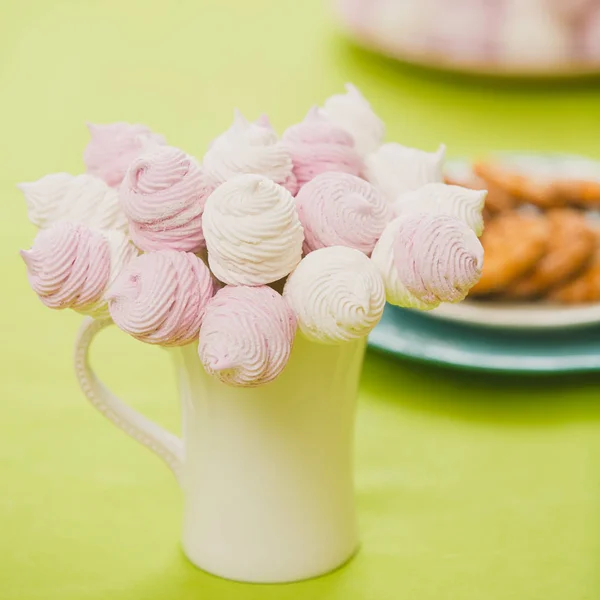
2 1 600 598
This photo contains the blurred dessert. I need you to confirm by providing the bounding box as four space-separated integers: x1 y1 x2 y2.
334 0 600 76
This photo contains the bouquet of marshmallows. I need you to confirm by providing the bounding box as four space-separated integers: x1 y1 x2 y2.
20 84 486 387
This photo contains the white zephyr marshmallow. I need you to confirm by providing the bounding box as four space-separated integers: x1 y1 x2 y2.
365 142 446 202
202 174 304 286
202 109 297 193
322 83 385 156
393 183 487 236
18 173 128 231
283 245 385 344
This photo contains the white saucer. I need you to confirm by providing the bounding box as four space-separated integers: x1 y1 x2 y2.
427 300 600 330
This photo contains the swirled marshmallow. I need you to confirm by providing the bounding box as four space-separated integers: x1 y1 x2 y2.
296 172 393 255
18 173 128 231
365 143 446 202
283 246 385 344
199 286 296 387
84 122 166 187
371 213 483 310
119 146 213 252
203 110 297 193
203 174 304 286
108 250 214 346
322 83 385 156
282 106 363 188
394 183 487 236
21 223 137 317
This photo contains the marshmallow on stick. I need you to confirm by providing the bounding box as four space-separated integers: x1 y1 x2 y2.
84 122 166 188
296 172 393 255
18 173 128 232
393 183 487 236
365 143 446 202
108 250 214 346
119 146 213 253
199 286 296 387
322 83 385 157
21 222 137 318
203 110 297 194
282 106 363 188
284 246 385 344
203 174 304 286
371 213 483 310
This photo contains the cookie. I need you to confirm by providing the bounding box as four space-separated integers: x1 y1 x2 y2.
556 179 600 208
549 234 600 304
505 209 596 299
444 171 516 214
473 155 600 209
472 160 565 209
468 212 550 296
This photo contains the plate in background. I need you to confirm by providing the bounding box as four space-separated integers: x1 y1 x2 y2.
428 300 600 330
368 305 600 374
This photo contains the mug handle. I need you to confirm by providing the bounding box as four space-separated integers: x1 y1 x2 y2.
74 316 184 482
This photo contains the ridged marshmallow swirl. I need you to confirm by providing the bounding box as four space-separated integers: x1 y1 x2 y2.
283 246 385 344
203 110 297 194
394 183 487 236
371 214 483 310
296 172 393 255
282 106 364 188
199 286 296 387
119 146 213 252
203 174 304 286
84 122 166 187
21 223 137 317
322 83 385 156
365 143 446 202
18 173 128 231
108 251 214 346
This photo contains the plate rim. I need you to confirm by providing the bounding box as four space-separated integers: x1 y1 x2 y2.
367 307 600 374
426 300 600 331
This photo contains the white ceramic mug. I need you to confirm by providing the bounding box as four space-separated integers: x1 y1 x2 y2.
75 317 366 583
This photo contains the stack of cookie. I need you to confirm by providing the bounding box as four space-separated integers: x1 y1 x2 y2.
446 155 600 304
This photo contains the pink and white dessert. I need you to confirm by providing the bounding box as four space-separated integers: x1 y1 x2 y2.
283 246 385 344
18 173 128 232
83 122 166 188
199 286 296 387
371 213 483 310
108 250 214 346
322 84 385 157
296 172 392 255
203 110 297 194
203 174 304 286
21 222 137 318
394 183 487 236
282 107 363 188
119 146 213 253
365 143 446 202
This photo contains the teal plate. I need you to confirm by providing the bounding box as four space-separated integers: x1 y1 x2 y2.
368 305 600 374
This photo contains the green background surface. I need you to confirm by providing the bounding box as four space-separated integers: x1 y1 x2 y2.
2 1 600 598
